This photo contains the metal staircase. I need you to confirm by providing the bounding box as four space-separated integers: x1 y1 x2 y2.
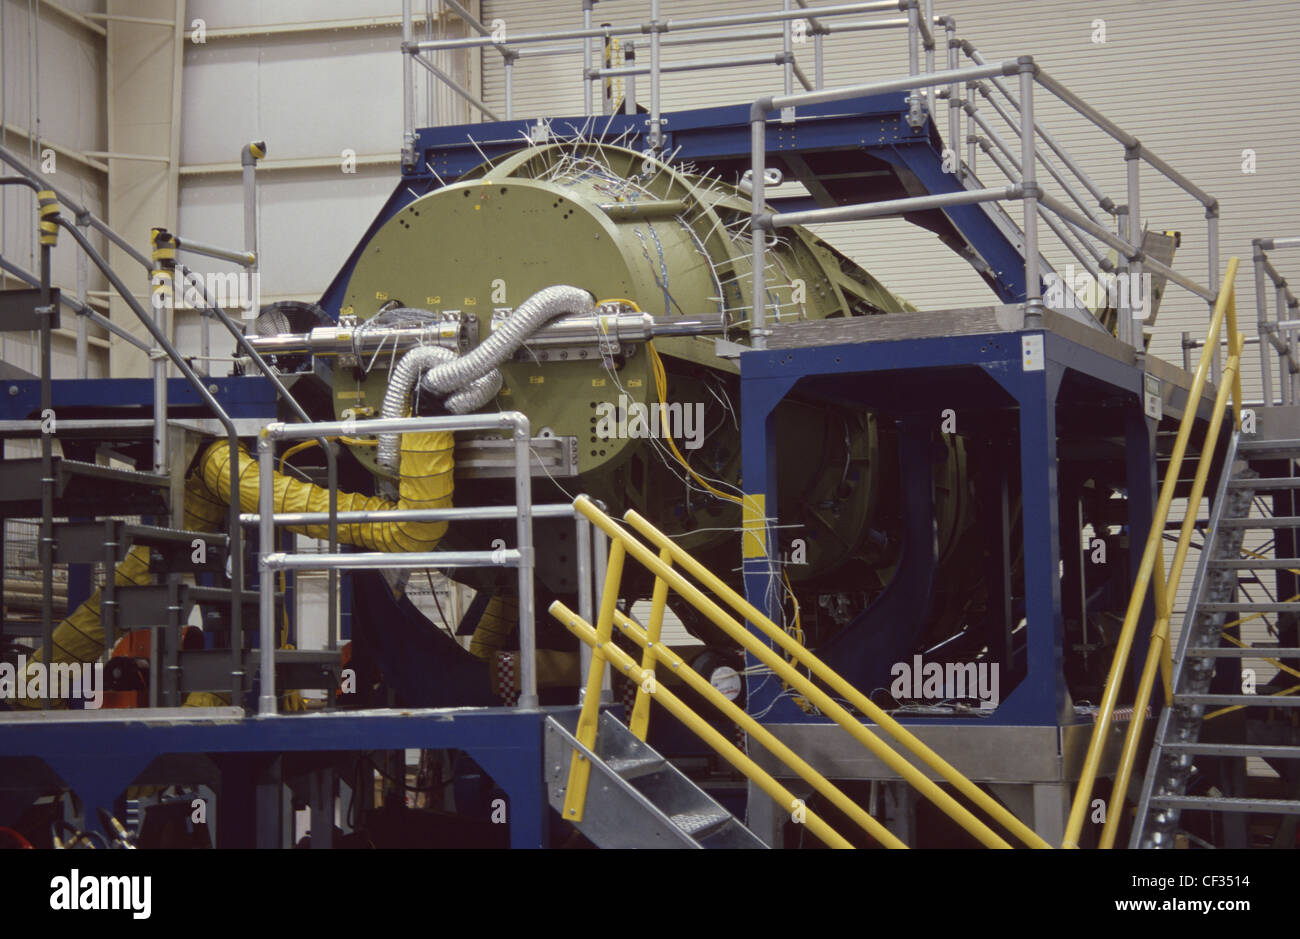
544 711 764 849
1134 433 1300 848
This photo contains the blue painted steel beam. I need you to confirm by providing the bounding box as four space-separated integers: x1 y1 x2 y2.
0 377 278 421
738 329 1188 729
0 706 565 848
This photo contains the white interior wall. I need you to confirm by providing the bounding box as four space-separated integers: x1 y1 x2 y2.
175 0 477 359
0 0 110 380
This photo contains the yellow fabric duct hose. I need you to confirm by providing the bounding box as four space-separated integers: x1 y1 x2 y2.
469 595 518 661
16 431 454 708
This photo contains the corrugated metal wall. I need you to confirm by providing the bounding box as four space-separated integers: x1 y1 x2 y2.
480 0 1300 401
477 0 1297 663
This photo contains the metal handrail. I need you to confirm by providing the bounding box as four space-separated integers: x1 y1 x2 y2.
552 495 1051 849
255 412 542 714
400 0 933 138
747 55 1219 350
1252 237 1300 405
1062 257 1243 849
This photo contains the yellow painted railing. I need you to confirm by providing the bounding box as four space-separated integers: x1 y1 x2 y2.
549 497 1051 849
1062 257 1244 848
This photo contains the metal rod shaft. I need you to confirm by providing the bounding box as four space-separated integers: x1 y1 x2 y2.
411 52 502 121
514 414 537 707
769 184 1021 228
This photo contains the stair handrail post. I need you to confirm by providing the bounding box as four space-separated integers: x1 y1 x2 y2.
1100 289 1241 847
54 215 248 708
1062 257 1242 848
1018 57 1043 326
561 537 627 822
1254 241 1274 405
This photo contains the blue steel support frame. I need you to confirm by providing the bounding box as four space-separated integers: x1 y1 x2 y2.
739 328 1175 729
0 707 559 848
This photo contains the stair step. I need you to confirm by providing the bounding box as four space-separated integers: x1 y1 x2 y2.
1209 558 1300 569
669 810 732 838
1150 795 1300 815
1239 437 1300 453
0 457 169 516
1162 742 1300 758
1199 602 1300 613
1228 478 1300 490
1175 693 1300 708
605 756 668 781
1187 647 1300 657
1220 516 1300 528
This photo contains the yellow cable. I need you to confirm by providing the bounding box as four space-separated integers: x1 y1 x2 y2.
596 297 642 311
645 341 745 507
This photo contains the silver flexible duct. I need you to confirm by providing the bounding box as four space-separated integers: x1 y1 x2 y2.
421 285 594 395
377 344 456 470
376 286 593 470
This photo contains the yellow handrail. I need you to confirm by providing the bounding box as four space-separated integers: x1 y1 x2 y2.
620 507 1049 849
554 601 859 849
1062 257 1242 848
556 494 1050 849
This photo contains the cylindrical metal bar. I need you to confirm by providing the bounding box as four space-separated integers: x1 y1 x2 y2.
0 254 152 351
0 145 152 271
592 522 612 700
592 52 790 78
575 516 593 702
258 435 277 716
751 115 768 349
770 184 1021 228
613 606 903 847
582 1 593 114
1266 236 1300 250
1038 193 1136 260
905 3 921 126
783 0 795 102
980 84 1102 227
1143 255 1215 304
402 0 415 163
265 550 522 571
768 60 1015 112
964 48 1115 214
513 414 537 707
75 220 88 378
58 218 247 703
946 22 960 159
1019 62 1042 323
557 605 856 848
1279 284 1292 405
504 57 514 121
266 412 524 439
1258 252 1276 406
923 0 936 118
1063 257 1241 847
649 0 662 150
410 3 899 50
175 235 255 268
441 0 513 56
1135 145 1216 210
814 31 824 89
39 239 54 708
1117 206 1132 348
1034 68 1137 149
239 503 583 527
1208 210 1221 384
241 156 259 285
411 52 502 121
